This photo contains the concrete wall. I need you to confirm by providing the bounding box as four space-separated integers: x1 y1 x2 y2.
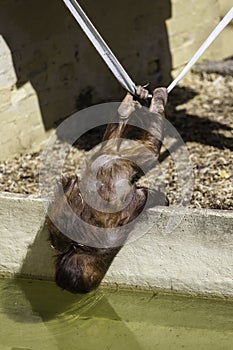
0 192 232 297
219 0 233 59
0 0 232 160
167 0 233 70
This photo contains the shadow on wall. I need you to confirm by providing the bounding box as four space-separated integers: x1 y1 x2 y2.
0 217 144 350
0 0 172 130
0 220 107 321
18 221 55 279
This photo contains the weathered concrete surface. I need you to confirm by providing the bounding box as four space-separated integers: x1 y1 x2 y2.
0 192 54 279
106 206 233 297
0 192 232 297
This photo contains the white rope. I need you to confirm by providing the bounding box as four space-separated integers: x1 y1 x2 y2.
62 0 136 95
167 7 233 93
62 1 233 97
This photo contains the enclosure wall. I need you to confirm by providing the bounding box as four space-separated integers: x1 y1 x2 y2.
0 0 232 159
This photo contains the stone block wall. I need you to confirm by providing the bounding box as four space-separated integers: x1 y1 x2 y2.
0 0 232 159
167 0 233 74
219 0 233 59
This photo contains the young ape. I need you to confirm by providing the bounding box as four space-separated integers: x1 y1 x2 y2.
47 87 168 293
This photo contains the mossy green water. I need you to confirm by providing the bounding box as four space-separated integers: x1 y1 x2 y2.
0 278 233 350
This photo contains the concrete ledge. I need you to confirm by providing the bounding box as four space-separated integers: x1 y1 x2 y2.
0 192 232 297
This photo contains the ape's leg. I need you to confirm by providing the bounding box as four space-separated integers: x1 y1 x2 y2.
120 87 167 172
135 88 169 207
102 93 136 142
141 87 167 158
100 86 168 181
103 85 151 142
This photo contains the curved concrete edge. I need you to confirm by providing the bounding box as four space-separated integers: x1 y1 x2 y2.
0 192 232 297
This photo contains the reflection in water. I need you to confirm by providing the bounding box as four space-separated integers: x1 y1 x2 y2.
0 278 233 350
1 277 103 323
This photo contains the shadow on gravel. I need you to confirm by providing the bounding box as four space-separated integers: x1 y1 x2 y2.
72 85 233 154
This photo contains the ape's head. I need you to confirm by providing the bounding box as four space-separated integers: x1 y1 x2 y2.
55 244 120 293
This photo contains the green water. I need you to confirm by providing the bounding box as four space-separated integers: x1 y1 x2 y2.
0 279 233 350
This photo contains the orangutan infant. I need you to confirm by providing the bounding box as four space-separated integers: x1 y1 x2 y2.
47 86 168 293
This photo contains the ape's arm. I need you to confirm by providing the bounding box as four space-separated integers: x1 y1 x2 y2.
103 87 167 155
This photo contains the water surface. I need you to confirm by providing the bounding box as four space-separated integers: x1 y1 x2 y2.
0 278 233 350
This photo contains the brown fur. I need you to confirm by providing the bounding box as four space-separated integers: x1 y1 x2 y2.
47 87 168 293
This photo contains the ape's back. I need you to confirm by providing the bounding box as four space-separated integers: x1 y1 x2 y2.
47 87 168 293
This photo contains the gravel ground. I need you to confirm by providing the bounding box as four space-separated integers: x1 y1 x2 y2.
0 71 232 210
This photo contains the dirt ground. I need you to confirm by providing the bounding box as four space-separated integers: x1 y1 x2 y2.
0 71 232 210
